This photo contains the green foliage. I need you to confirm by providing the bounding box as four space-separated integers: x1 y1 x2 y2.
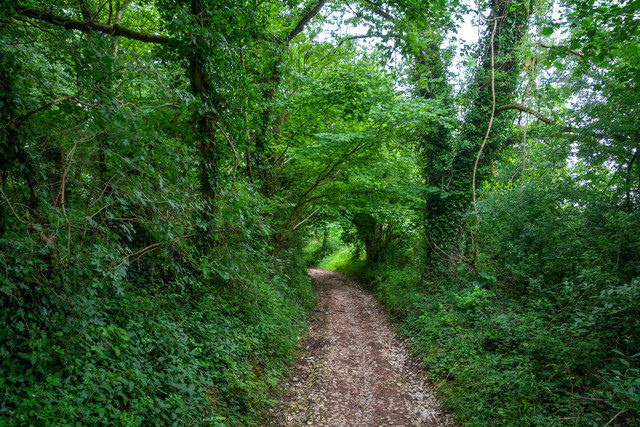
345 132 640 424
3 0 640 425
360 128 640 426
313 224 368 275
301 224 343 266
421 0 531 274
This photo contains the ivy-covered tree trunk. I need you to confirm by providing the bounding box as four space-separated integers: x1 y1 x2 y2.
251 0 327 198
321 224 329 253
190 0 219 212
0 39 39 225
351 212 394 263
423 0 531 274
0 7 16 233
414 38 455 275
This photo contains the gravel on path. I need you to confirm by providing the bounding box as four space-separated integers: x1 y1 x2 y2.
272 269 454 426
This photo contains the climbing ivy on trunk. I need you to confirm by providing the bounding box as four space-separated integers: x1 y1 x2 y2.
422 0 531 275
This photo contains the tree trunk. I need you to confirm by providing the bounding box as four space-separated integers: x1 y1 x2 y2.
422 0 531 274
190 0 218 211
351 212 392 264
321 225 329 253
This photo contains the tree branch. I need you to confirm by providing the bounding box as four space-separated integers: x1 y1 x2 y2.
496 104 572 131
336 34 386 47
497 103 554 124
110 0 130 54
16 6 172 44
286 0 327 43
291 206 322 231
11 95 74 124
362 1 397 22
213 121 239 172
537 42 584 58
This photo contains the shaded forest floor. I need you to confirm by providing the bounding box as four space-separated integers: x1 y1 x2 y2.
271 269 453 426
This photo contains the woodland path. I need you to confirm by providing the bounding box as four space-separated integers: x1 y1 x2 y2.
272 269 453 426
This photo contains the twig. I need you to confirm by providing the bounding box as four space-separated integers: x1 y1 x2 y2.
38 271 75 306
116 242 162 267
9 95 74 125
2 288 34 344
292 206 322 231
72 96 101 110
496 104 572 130
603 409 624 427
601 162 624 195
59 141 77 253
214 121 239 172
537 42 584 58
336 34 385 47
0 175 29 225
88 174 116 208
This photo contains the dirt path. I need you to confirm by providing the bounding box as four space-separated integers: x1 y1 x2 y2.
272 269 453 426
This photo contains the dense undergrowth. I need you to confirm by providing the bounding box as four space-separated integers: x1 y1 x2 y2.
1 3 326 423
318 208 639 426
1 181 315 426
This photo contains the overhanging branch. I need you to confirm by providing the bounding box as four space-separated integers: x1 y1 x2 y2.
16 6 172 44
336 34 386 47
12 95 74 124
362 1 397 22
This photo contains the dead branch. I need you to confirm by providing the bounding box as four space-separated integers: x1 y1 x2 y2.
117 242 162 267
604 409 624 427
291 206 322 231
0 175 29 225
59 142 77 252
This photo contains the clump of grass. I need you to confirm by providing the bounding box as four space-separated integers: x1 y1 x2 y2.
316 245 367 274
